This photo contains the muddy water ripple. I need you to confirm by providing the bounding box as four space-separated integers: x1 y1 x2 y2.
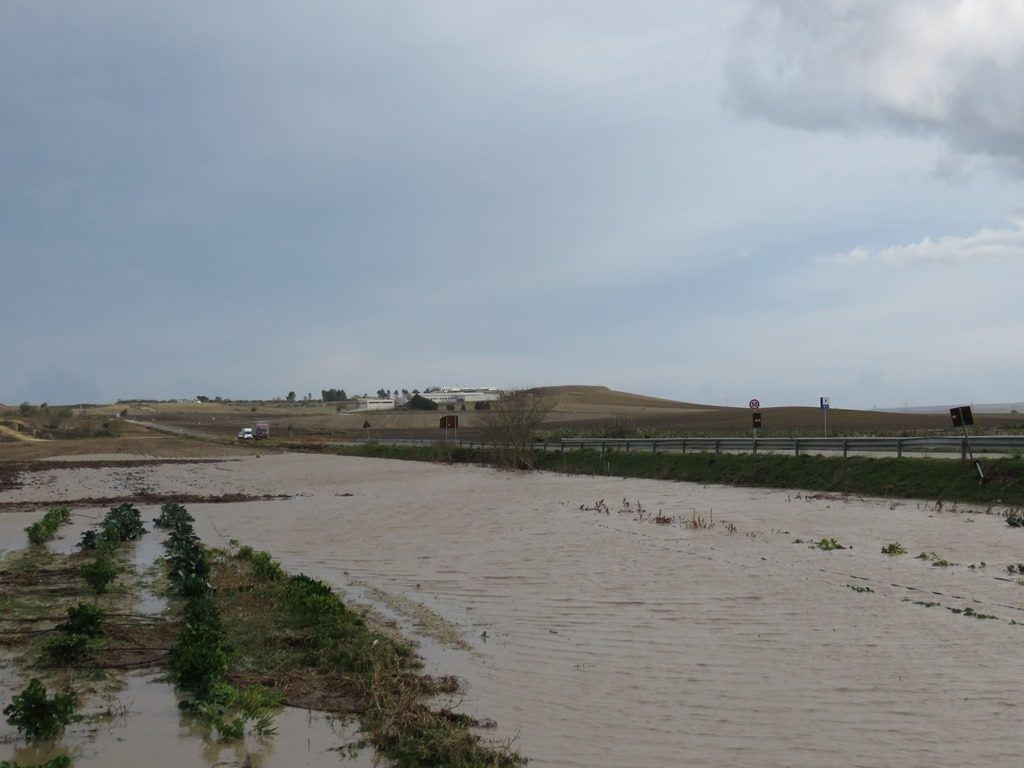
6 453 1024 767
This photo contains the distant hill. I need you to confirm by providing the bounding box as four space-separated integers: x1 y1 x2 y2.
528 385 715 410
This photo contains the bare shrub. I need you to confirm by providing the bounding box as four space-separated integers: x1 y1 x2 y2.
481 390 552 470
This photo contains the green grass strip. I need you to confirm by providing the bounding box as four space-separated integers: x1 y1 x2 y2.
220 548 523 766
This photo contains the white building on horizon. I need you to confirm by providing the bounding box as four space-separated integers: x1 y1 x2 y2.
420 387 502 405
355 398 396 411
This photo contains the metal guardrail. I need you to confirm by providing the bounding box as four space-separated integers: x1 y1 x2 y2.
363 435 1024 459
554 436 1024 459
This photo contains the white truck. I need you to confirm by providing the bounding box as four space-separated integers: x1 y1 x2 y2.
237 422 269 440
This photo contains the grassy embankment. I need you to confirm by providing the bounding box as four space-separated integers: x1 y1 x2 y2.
326 442 1024 507
209 545 524 766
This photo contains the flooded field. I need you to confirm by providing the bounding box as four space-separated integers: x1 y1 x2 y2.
3 452 1024 767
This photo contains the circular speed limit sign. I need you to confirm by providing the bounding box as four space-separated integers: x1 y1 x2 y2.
749 399 760 409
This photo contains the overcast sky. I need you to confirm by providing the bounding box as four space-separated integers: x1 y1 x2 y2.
3 1 1023 408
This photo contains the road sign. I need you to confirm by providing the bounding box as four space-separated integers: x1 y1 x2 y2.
440 415 458 429
749 399 760 410
820 396 830 410
950 406 974 427
362 420 371 429
752 412 762 429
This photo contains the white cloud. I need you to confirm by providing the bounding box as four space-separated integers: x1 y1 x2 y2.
832 216 1024 266
727 1 1024 169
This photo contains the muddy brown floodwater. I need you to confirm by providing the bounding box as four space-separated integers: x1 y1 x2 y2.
3 453 1024 767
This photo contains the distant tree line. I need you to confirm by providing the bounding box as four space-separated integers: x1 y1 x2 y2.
322 388 348 402
18 402 73 419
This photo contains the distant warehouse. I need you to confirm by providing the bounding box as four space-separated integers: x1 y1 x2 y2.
420 387 502 405
355 398 396 411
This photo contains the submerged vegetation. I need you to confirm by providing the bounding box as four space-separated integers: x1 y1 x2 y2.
814 538 846 551
3 679 78 742
1005 511 1024 527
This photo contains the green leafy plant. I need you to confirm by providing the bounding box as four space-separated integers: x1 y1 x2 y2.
43 633 90 664
81 556 118 594
25 507 71 546
194 682 281 741
172 625 230 697
249 551 284 582
881 542 907 555
815 538 846 551
3 678 78 741
171 596 230 697
78 502 146 551
77 529 98 551
154 502 193 529
100 502 146 542
59 603 104 637
847 584 874 593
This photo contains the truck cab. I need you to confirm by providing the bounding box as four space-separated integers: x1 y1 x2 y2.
237 427 254 440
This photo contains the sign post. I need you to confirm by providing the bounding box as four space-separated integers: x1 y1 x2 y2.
362 420 371 441
820 396 830 437
439 415 458 441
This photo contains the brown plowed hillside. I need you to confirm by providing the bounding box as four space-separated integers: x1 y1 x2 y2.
529 385 715 411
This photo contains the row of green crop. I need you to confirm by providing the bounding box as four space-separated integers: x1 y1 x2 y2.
156 503 280 741
6 502 155 755
24 507 71 546
75 502 147 594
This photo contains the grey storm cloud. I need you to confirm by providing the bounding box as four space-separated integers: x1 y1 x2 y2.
3 1 1024 407
726 0 1024 171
